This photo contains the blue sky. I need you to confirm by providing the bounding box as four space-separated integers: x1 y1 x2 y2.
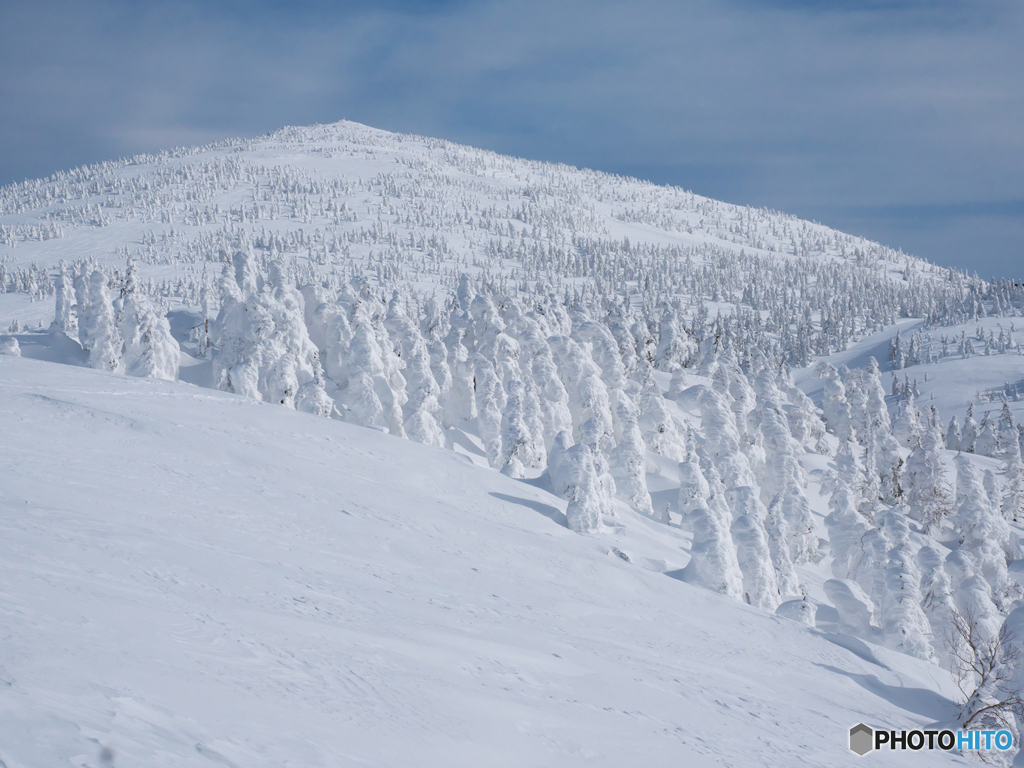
2 0 1021 277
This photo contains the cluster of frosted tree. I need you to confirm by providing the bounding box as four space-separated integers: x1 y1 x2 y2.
676 350 821 610
204 252 830 585
0 262 53 300
890 326 1021 370
816 357 1023 666
946 403 1024 461
50 259 180 380
54 220 1005 390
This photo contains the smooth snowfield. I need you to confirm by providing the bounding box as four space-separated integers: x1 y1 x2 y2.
1 356 964 767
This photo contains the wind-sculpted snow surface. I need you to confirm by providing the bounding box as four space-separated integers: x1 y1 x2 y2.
3 119 1024 764
0 356 965 767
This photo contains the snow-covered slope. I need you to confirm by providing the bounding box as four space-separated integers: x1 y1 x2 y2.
0 354 964 767
2 120 1023 766
0 119 962 329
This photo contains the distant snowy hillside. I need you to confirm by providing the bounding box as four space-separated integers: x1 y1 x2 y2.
2 120 1024 766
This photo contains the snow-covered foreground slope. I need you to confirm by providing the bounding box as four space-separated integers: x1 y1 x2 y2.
0 355 965 767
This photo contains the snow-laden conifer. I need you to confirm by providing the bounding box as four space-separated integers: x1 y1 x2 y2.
892 392 923 448
654 307 695 371
728 486 781 611
699 387 756 489
440 325 477 428
1001 445 1024 523
547 432 604 534
826 481 872 581
954 454 1016 561
517 324 572 448
786 383 828 454
878 510 935 662
295 355 335 417
903 426 952 531
816 362 855 442
975 417 999 458
50 261 76 335
678 459 711 518
861 357 892 437
118 260 179 381
74 260 93 350
386 291 444 446
83 270 123 373
961 406 980 453
683 501 745 599
471 353 506 467
765 494 802 599
681 454 743 599
754 369 816 564
607 388 653 514
946 415 962 451
918 544 958 664
638 374 688 462
499 379 544 477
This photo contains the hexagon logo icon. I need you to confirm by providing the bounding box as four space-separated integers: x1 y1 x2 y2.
849 723 874 756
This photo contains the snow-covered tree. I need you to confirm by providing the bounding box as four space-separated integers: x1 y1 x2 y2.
945 415 961 451
765 493 802 598
816 362 855 442
728 486 781 611
754 369 816 564
548 433 605 534
919 544 958 664
975 416 999 458
826 481 872 581
678 459 711 517
0 336 20 356
873 427 905 506
961 406 979 453
473 354 506 467
295 356 335 417
82 269 123 373
903 426 952 531
892 392 923 448
638 374 688 462
517 324 572 448
997 404 1018 456
119 260 179 381
440 326 477 428
213 257 331 412
50 261 76 335
654 307 695 371
861 357 892 437
499 379 544 477
878 511 935 662
786 383 828 454
684 501 745 599
681 456 743 599
74 260 93 350
386 291 444 446
608 389 653 513
1001 447 1024 523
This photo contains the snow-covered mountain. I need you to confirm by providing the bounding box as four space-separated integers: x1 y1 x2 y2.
2 120 1023 766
